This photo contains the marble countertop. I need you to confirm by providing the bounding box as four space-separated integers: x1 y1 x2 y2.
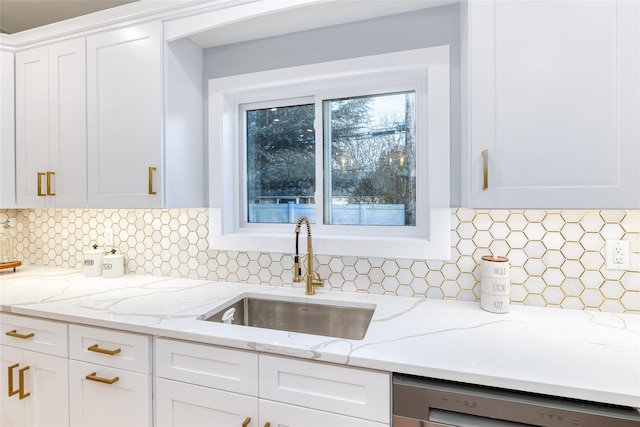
1 267 638 408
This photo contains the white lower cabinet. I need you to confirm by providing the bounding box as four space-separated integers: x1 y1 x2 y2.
68 325 152 427
1 345 69 427
155 337 390 427
0 314 69 427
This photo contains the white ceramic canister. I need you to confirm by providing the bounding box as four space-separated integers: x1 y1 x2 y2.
480 255 510 314
84 244 105 277
103 249 125 279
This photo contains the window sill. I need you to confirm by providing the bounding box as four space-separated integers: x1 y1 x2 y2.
208 207 450 260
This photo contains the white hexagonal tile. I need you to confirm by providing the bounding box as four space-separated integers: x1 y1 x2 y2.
506 213 527 231
621 291 640 312
523 240 546 259
600 280 625 299
620 272 640 292
580 288 604 308
561 223 585 242
561 259 584 279
600 210 625 223
542 212 565 232
579 251 603 270
506 231 528 249
561 278 584 297
523 276 546 294
600 223 625 240
580 270 604 289
524 258 546 276
621 212 640 233
542 286 564 305
560 242 584 260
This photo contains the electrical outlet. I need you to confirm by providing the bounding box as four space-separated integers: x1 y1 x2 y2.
605 240 629 270
104 227 114 247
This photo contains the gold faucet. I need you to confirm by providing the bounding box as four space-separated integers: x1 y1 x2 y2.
293 216 324 295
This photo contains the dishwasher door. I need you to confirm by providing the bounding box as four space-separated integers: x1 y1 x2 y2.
393 374 640 427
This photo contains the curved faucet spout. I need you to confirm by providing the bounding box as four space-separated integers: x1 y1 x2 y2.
293 216 324 295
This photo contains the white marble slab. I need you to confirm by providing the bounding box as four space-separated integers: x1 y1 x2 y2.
1 266 638 408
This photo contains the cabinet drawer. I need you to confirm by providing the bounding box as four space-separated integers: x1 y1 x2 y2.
156 378 258 427
259 354 390 423
69 359 151 427
155 338 258 396
69 324 150 373
0 313 67 357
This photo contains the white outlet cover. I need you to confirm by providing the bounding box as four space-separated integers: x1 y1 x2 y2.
605 240 629 270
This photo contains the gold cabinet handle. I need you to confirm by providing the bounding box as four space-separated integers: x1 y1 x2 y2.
5 330 35 340
242 417 251 427
18 366 30 400
482 149 489 190
46 171 55 196
148 167 157 195
7 363 19 397
87 343 121 356
85 372 119 385
264 423 270 427
37 172 46 196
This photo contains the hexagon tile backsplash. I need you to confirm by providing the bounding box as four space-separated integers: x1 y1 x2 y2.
0 208 638 313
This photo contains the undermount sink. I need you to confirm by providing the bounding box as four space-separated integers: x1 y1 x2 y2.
199 294 375 340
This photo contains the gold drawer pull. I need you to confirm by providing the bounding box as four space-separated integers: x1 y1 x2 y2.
264 423 270 427
148 167 157 195
85 372 119 385
5 330 35 340
46 171 55 196
18 366 30 400
37 172 46 196
87 343 121 356
482 149 489 190
7 363 19 397
242 417 251 427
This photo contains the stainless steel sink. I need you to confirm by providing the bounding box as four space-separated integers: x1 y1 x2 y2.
200 294 375 340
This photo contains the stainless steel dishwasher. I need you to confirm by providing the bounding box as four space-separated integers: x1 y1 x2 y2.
393 374 640 427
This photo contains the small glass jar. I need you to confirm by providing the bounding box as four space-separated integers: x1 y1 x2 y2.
0 220 16 263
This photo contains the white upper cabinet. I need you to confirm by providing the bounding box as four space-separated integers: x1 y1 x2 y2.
462 0 640 209
0 50 15 208
15 38 87 208
86 21 203 208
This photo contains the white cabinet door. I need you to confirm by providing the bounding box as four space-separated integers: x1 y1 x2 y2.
1 345 69 427
1 345 25 426
0 50 15 208
259 400 388 427
86 21 163 208
462 0 640 208
15 38 86 208
156 378 259 427
15 46 49 208
48 39 87 207
69 360 151 427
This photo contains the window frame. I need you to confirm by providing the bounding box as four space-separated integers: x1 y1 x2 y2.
208 46 451 259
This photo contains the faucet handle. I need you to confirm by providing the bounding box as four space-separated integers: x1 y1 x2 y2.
311 273 324 288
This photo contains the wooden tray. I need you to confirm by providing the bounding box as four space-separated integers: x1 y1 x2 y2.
0 261 21 272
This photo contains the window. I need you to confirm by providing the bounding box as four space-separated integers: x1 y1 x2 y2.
243 91 417 227
209 47 451 259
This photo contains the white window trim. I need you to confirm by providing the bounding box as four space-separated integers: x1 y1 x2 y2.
208 46 450 260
